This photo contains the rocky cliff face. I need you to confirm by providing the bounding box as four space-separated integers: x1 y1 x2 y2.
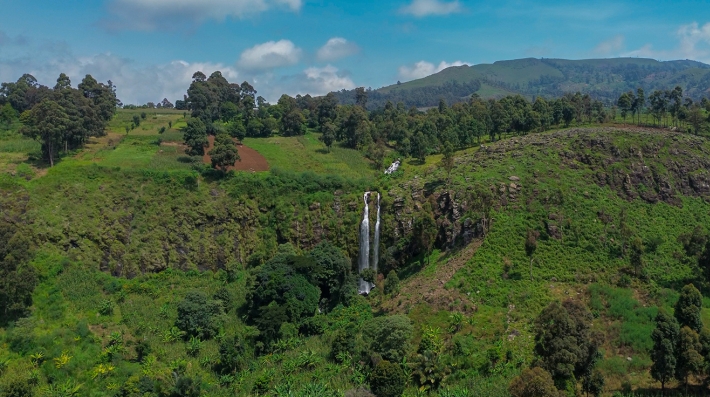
380 127 710 268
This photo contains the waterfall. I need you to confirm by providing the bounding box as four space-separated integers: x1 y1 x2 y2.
358 192 371 294
371 193 381 290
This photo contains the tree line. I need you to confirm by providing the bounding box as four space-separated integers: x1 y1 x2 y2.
179 70 710 174
0 73 117 166
617 86 710 133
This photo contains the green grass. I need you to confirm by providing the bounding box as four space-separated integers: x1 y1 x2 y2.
107 109 185 136
0 136 40 153
243 131 375 180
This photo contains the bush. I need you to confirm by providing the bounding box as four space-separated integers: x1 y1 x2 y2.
98 299 114 316
364 315 413 362
135 339 151 362
217 335 247 374
169 376 200 397
509 367 564 397
384 270 400 295
0 378 33 397
299 316 325 336
213 287 232 312
175 291 221 339
369 360 406 397
331 330 356 362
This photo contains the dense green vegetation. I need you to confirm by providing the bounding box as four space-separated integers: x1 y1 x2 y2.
4 67 710 397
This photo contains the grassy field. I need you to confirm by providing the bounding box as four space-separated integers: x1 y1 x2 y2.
243 131 374 180
106 108 186 136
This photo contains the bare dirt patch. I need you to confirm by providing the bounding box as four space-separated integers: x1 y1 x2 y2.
203 135 269 172
381 240 482 314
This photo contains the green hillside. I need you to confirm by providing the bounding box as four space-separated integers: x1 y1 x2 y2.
336 58 710 108
5 111 710 395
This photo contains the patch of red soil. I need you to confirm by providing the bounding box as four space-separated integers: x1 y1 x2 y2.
203 135 269 172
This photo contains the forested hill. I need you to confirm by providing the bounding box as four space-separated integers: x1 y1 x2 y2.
333 57 710 109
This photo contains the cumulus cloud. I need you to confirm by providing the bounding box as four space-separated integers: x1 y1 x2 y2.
316 38 359 62
594 35 625 56
400 0 462 17
253 65 355 101
238 40 302 70
398 60 468 80
302 65 356 93
102 0 302 31
624 22 710 63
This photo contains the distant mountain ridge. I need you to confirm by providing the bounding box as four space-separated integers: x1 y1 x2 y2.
333 57 710 109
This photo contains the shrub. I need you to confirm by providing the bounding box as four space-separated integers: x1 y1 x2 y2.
299 316 325 336
217 335 247 374
98 299 114 316
369 360 406 397
175 291 221 339
331 330 356 362
509 367 563 397
384 270 400 295
213 287 232 312
364 315 413 362
135 339 151 362
0 378 33 397
169 376 200 397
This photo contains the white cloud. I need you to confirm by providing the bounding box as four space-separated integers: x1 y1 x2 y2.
398 60 468 81
316 37 359 62
238 40 302 70
302 65 356 93
624 22 710 63
594 35 625 56
400 0 462 17
0 52 238 106
103 0 302 31
253 65 356 101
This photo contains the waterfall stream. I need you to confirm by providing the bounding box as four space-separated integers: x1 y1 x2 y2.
371 193 381 290
358 192 371 294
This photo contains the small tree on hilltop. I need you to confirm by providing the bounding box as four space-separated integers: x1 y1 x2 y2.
20 99 69 167
183 118 208 156
209 133 239 171
650 310 679 391
319 121 336 152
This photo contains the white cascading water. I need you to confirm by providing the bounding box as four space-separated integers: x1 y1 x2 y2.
358 192 371 294
371 193 381 291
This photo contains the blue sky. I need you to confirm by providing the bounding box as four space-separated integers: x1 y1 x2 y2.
1 0 709 104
